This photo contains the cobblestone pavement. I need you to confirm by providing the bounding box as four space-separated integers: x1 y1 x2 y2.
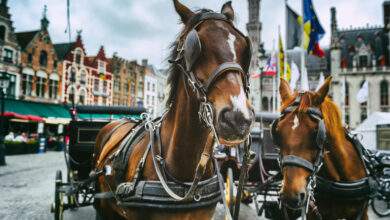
0 152 382 220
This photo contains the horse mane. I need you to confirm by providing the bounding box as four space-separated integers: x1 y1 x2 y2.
280 92 345 143
165 9 214 107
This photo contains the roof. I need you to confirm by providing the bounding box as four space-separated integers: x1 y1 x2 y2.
15 30 39 50
54 42 74 60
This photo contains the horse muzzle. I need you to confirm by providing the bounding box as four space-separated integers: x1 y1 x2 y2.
216 107 254 146
280 191 308 210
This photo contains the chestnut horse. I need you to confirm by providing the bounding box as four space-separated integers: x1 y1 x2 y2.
273 77 369 219
93 1 254 220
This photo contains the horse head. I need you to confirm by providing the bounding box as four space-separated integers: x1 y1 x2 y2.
274 77 332 209
173 0 255 146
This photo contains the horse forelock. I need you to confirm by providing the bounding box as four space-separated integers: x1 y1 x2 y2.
280 92 345 143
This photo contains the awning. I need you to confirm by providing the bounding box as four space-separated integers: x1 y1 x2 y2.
3 99 70 121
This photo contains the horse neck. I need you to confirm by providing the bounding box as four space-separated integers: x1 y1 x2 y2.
160 79 213 181
321 125 367 181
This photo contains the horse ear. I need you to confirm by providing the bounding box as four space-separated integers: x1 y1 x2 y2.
314 76 332 105
279 78 292 103
221 1 234 21
173 0 194 23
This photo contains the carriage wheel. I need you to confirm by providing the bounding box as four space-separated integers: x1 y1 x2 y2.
225 168 235 214
54 170 64 220
372 197 390 217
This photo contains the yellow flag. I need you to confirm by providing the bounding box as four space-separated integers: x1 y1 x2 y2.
278 33 284 78
278 32 291 82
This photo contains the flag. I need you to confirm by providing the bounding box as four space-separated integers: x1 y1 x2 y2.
278 32 292 81
286 5 302 49
278 32 285 77
290 61 300 90
301 66 309 91
316 72 325 91
263 52 277 76
303 0 325 57
356 81 369 103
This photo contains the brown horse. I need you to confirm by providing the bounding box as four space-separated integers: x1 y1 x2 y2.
93 1 254 219
273 77 369 219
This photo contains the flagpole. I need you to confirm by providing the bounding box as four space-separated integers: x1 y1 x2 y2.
300 0 305 91
284 0 288 81
277 26 282 112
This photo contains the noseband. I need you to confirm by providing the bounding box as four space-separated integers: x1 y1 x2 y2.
270 94 327 213
170 11 252 133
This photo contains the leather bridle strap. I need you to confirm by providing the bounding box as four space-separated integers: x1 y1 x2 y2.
149 127 215 201
203 62 246 94
281 155 315 173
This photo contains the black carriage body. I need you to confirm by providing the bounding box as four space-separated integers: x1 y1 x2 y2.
66 105 145 180
67 120 108 180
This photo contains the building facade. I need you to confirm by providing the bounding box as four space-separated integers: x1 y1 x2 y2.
143 59 158 115
247 0 262 112
16 6 61 104
55 32 90 105
111 54 145 107
330 2 390 128
0 0 20 99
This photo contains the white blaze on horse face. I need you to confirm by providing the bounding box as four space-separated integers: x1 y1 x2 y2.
230 88 251 119
292 115 299 130
227 33 237 61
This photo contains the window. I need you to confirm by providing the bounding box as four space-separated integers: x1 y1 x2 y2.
36 76 46 97
3 48 13 63
4 74 15 98
131 81 135 94
114 80 120 92
262 97 269 111
27 53 33 64
22 74 33 96
49 79 58 99
68 87 75 103
152 83 155 92
69 67 76 83
124 82 129 93
359 55 368 67
94 78 100 92
380 80 389 108
98 60 105 73
147 82 150 91
0 25 5 41
360 81 367 122
79 90 86 104
103 81 107 94
39 50 48 67
80 70 87 85
75 53 81 64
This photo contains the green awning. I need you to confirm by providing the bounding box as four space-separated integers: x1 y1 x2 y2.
77 113 141 120
4 99 70 119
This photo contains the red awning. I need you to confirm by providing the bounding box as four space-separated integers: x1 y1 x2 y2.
2 111 44 122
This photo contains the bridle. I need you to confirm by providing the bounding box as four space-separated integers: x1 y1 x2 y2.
170 10 252 136
270 94 327 218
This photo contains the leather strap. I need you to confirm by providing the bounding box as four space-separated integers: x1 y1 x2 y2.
203 62 245 93
150 128 215 201
281 155 315 172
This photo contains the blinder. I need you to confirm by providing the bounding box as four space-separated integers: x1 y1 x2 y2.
180 11 252 96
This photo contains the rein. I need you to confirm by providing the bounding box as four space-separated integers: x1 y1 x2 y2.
270 94 377 220
95 11 252 220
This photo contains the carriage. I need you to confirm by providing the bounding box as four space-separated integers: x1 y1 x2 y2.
50 106 146 220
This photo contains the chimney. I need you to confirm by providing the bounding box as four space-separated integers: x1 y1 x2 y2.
142 59 148 67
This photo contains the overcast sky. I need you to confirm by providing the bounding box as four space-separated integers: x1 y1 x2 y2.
9 0 385 68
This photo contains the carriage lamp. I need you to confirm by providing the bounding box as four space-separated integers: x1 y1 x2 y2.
0 72 9 166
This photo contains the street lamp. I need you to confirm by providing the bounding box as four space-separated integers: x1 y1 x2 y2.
0 72 9 166
258 43 267 112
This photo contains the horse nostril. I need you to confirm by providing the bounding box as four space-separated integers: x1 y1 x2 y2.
299 192 306 203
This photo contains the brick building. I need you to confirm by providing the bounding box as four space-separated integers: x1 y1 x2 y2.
54 32 89 105
85 46 112 106
111 54 145 106
0 0 20 99
16 6 61 103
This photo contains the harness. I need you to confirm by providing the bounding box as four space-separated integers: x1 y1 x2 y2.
270 94 377 219
94 10 253 220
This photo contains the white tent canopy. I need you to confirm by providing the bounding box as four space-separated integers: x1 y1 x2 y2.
353 112 390 150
